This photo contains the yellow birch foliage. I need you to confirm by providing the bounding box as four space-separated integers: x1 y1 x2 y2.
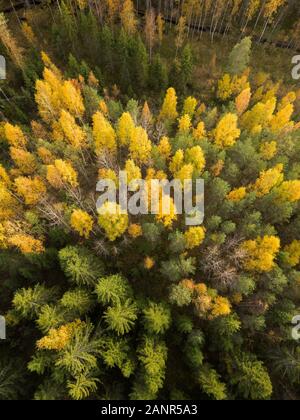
193 121 206 140
92 112 117 155
235 88 251 115
183 96 197 117
178 114 192 132
283 241 300 267
8 234 44 254
156 194 177 228
37 320 84 351
98 201 129 241
0 183 19 220
169 150 184 175
241 236 281 272
185 146 206 173
275 180 300 203
157 137 171 160
269 103 294 133
252 164 283 197
35 69 85 123
185 226 205 249
98 168 118 185
47 160 78 189
240 98 276 133
125 159 142 186
159 88 178 121
70 209 94 239
99 100 108 116
211 296 231 318
128 223 143 238
129 126 152 164
120 0 137 35
4 123 27 148
144 256 155 269
15 177 46 205
259 141 277 160
60 80 85 118
37 147 55 165
54 110 86 148
217 74 234 101
10 148 37 175
227 187 247 202
117 112 135 146
213 113 240 148
0 164 10 185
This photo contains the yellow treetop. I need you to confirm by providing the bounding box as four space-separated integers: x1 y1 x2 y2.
169 149 184 174
60 80 85 118
128 223 143 238
99 100 109 116
129 126 152 164
240 98 276 133
37 320 84 351
0 182 19 221
98 201 129 241
283 241 300 267
260 141 277 160
157 137 172 160
47 160 78 189
275 180 300 203
54 110 86 148
159 88 178 121
175 164 194 184
213 113 241 148
0 164 10 186
235 87 251 115
269 103 294 133
278 91 296 111
252 164 283 197
92 112 117 155
4 123 27 148
117 112 135 146
183 96 197 117
15 176 46 205
37 147 55 165
120 0 137 35
211 296 231 318
125 159 142 190
178 114 192 132
144 256 155 269
241 235 281 272
98 168 118 185
185 226 205 249
156 194 177 228
193 121 206 140
217 74 234 101
10 147 37 175
227 187 247 202
185 146 206 173
70 209 93 239
8 234 44 254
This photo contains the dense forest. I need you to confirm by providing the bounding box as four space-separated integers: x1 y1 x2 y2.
0 0 300 401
